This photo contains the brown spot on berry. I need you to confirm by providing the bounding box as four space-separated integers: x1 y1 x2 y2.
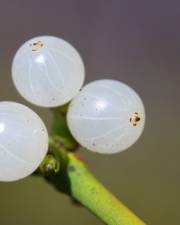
30 41 44 51
130 112 141 127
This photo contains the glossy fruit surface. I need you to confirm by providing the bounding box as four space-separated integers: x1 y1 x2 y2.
0 102 48 181
12 36 85 107
67 79 145 154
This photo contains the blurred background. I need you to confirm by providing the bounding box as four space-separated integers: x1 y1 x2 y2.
0 0 179 224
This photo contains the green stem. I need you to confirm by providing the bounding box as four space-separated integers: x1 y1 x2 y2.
68 153 146 225
40 107 147 225
41 139 147 225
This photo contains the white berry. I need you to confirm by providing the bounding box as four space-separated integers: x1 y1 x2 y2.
0 102 49 181
12 36 85 107
67 80 145 154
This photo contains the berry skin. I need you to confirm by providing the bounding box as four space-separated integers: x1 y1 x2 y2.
67 79 145 154
12 36 85 107
0 102 49 181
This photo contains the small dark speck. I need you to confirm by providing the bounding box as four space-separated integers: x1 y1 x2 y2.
135 117 140 122
68 165 76 172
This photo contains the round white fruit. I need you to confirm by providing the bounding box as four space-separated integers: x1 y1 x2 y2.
67 80 145 154
12 36 85 107
0 102 49 181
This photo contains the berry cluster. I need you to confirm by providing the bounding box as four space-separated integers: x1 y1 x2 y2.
0 36 145 181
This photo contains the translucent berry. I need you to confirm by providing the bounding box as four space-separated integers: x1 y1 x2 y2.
12 36 85 107
67 80 145 154
0 102 48 181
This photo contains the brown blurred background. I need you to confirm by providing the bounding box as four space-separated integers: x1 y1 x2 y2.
0 0 179 224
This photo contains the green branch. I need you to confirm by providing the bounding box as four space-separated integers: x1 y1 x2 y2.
66 154 146 225
37 108 147 225
39 137 146 225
